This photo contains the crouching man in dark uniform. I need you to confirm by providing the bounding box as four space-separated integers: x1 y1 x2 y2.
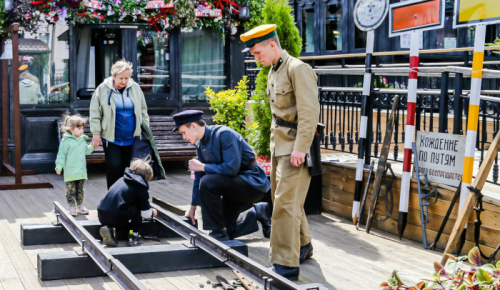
173 110 272 241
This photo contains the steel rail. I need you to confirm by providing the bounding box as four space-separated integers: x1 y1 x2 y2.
53 201 148 290
151 203 330 290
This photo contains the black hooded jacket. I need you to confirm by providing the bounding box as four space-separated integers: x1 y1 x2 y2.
97 168 151 217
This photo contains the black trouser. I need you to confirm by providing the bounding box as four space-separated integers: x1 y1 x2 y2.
103 142 133 189
199 174 266 239
98 207 142 233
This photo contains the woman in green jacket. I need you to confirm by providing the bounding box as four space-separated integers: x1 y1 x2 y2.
89 59 150 189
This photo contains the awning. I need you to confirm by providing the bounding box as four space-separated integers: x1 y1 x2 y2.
19 38 51 53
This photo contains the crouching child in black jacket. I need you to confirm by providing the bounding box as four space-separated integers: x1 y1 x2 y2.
97 158 158 247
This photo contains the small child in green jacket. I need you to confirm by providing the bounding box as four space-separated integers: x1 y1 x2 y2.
55 115 95 216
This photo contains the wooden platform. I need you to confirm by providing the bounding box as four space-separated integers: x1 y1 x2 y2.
0 167 447 290
321 157 500 262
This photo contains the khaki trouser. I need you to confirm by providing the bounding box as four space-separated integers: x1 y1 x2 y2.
270 154 312 267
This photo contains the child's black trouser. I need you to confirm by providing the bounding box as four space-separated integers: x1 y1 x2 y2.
97 206 142 233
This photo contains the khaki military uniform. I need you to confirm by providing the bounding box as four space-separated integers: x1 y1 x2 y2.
267 50 319 267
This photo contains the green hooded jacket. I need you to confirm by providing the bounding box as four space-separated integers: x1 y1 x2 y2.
55 133 95 182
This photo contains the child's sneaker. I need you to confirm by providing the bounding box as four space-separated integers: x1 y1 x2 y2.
100 226 118 247
68 206 77 217
77 205 89 215
127 232 144 247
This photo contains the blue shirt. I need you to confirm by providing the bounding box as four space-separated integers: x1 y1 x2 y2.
103 88 136 146
191 125 271 206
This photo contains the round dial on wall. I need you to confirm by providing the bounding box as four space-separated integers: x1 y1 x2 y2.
354 0 389 31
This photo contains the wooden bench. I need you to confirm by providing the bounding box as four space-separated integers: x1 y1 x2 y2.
58 116 197 163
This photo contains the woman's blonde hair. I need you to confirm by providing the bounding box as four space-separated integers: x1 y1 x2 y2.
60 114 87 133
111 59 133 77
130 156 154 183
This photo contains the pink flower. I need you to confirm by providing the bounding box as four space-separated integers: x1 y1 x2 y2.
115 0 121 4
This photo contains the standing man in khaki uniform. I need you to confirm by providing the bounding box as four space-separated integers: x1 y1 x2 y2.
241 24 319 281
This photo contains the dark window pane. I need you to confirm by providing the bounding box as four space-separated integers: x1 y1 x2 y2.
75 28 122 100
181 28 226 103
137 30 171 100
355 28 367 49
20 22 70 104
325 3 342 51
301 8 315 52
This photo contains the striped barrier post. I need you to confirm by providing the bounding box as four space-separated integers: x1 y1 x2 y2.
398 30 420 239
459 24 486 234
352 29 374 225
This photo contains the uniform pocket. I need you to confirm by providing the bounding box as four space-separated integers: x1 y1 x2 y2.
274 85 295 108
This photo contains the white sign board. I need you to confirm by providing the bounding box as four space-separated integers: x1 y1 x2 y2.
413 131 466 187
400 32 423 49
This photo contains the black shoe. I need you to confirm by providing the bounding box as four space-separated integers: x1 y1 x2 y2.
99 226 118 247
299 242 313 263
127 233 144 247
209 229 230 241
271 264 300 281
254 202 272 238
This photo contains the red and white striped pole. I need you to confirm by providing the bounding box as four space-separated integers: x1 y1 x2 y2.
352 29 375 225
398 30 420 239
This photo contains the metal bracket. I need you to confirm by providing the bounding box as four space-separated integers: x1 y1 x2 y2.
51 211 61 226
75 240 88 256
183 233 198 249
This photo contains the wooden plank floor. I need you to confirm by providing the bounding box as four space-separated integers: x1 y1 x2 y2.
0 167 447 290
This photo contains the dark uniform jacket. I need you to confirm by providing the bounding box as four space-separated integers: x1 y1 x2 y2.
191 125 271 206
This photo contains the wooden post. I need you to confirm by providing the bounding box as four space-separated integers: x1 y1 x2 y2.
366 95 400 233
11 24 21 184
0 23 53 190
441 24 488 265
353 29 374 225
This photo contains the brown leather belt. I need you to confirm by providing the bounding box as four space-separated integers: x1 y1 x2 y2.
274 116 298 129
241 158 257 171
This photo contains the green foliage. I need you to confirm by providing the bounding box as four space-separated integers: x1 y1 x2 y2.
380 247 500 290
243 0 265 31
206 76 255 138
248 0 302 157
486 38 500 54
0 0 5 35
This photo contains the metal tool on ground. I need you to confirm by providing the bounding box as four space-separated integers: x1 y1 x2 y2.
412 142 438 249
233 269 256 290
216 276 235 290
52 201 148 290
151 203 331 290
366 95 400 233
356 161 375 230
143 235 160 242
469 186 500 263
429 182 461 250
441 130 500 266
376 163 397 223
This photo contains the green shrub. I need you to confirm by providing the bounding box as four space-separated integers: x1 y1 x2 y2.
248 0 302 157
206 76 255 138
